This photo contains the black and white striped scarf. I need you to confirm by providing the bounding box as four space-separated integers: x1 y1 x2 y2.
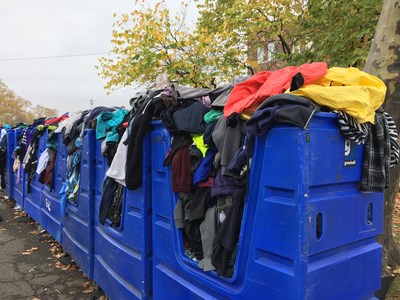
383 111 399 168
336 110 399 167
335 110 369 144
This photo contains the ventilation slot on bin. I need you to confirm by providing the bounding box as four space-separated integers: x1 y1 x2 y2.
316 212 323 240
367 203 373 225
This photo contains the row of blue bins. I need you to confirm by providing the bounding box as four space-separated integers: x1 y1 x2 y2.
4 113 384 299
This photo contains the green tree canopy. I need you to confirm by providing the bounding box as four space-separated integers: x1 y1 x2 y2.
98 0 383 91
97 0 245 89
292 0 383 66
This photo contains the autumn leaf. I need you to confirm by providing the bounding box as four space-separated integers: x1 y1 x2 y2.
82 281 96 294
69 264 79 271
22 247 39 255
83 286 96 294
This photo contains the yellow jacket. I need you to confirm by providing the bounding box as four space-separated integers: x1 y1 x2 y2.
289 67 386 123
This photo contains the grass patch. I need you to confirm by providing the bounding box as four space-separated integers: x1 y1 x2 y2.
386 278 400 300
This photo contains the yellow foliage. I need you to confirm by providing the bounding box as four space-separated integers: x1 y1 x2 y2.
98 0 249 89
0 80 58 125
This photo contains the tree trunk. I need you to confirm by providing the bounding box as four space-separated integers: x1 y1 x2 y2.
363 0 400 274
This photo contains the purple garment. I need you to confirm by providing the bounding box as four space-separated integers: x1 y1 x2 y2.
211 170 238 198
201 96 211 108
228 106 278 174
194 96 212 108
24 130 33 155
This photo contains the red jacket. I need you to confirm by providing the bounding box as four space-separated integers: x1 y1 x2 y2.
45 113 69 125
223 62 327 117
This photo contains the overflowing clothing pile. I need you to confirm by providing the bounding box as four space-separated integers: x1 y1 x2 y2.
7 62 398 280
95 107 130 226
9 116 65 194
102 63 398 278
56 107 128 218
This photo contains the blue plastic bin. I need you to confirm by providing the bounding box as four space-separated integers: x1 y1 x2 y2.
53 133 68 197
93 134 152 300
150 114 383 300
5 130 16 198
61 129 96 278
11 129 25 209
40 132 68 243
24 130 47 223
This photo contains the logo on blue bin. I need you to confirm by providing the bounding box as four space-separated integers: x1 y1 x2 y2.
344 139 356 167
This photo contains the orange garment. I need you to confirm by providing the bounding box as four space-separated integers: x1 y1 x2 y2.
223 62 328 118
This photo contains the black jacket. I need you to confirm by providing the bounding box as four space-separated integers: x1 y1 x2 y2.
125 91 165 190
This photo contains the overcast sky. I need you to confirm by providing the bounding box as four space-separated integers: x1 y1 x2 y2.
0 0 197 115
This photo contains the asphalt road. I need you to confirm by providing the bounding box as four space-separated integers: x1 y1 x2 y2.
0 190 105 300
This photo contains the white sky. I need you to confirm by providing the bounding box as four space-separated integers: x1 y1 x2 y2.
0 0 198 115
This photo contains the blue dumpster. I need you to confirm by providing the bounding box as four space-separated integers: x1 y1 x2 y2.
151 113 383 300
93 134 152 300
24 130 47 223
40 132 68 243
53 133 68 198
5 130 16 198
61 129 96 278
11 129 25 209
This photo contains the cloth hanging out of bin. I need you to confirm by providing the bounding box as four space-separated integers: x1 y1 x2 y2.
360 111 399 192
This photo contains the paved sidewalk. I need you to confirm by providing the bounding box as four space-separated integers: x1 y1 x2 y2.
0 191 105 300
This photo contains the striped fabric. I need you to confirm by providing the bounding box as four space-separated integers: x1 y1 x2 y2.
335 110 399 169
360 111 399 192
360 113 390 192
335 110 369 144
383 111 399 168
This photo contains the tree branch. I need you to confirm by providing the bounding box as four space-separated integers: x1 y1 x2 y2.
278 34 291 55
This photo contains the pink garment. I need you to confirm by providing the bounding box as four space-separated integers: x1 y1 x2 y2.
197 177 215 188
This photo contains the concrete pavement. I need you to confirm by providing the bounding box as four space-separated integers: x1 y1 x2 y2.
0 190 105 300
